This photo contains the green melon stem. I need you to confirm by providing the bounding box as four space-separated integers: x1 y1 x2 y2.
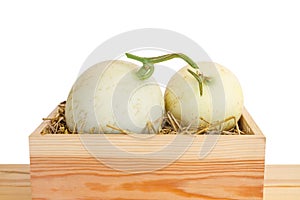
125 52 206 96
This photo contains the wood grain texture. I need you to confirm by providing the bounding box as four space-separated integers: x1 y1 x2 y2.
29 107 266 200
0 164 31 200
1 165 299 200
264 165 300 200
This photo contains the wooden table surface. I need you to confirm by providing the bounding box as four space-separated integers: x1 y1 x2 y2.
0 165 299 200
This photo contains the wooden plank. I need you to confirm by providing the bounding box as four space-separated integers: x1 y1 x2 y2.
0 164 31 200
29 134 265 160
30 157 264 200
29 136 265 199
239 108 264 136
0 165 299 200
264 165 300 200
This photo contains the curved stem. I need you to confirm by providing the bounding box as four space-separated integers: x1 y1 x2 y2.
143 53 199 69
126 53 155 80
136 63 154 80
126 53 199 69
125 52 206 96
125 53 146 63
187 69 203 96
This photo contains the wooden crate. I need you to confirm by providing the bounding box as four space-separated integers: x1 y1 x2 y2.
29 106 265 200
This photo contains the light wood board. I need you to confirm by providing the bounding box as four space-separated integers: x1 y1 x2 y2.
0 165 299 200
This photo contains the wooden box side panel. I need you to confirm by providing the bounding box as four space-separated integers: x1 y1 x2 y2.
30 156 264 200
240 108 264 136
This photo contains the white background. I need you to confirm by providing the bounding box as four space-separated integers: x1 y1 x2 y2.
0 0 299 164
